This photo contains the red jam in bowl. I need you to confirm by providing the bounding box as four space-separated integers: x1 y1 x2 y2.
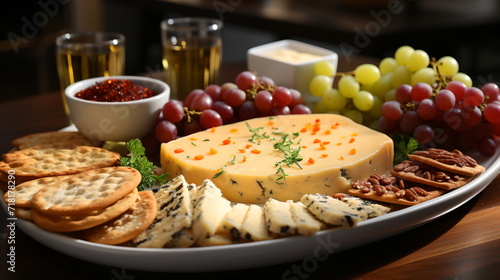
75 79 159 102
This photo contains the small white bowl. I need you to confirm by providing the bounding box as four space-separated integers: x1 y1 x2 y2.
65 76 170 142
247 40 338 106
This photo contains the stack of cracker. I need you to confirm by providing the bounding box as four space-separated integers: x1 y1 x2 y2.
1 131 157 245
348 148 485 206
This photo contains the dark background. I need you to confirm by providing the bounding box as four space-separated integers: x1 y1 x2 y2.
2 0 500 101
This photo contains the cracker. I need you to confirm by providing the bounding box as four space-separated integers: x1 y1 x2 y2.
0 145 120 179
408 148 485 176
348 175 446 206
11 131 98 150
391 160 472 190
32 166 141 216
83 190 157 245
32 189 138 232
3 175 72 207
15 207 33 220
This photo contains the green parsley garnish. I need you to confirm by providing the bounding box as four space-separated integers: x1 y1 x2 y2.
391 134 419 165
120 139 168 191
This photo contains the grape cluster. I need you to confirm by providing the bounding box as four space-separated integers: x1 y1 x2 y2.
309 46 475 129
379 80 500 156
155 71 311 143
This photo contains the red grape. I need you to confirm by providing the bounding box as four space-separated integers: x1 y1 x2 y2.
461 106 482 127
395 84 412 103
413 124 434 144
155 120 178 143
463 87 485 107
223 88 246 107
435 89 456 111
272 105 291 115
399 110 422 134
238 101 258 120
477 137 496 156
416 98 437 120
259 76 275 88
291 104 312 114
381 100 403 121
483 102 500 124
162 100 184 123
272 86 292 107
184 89 205 107
184 119 203 135
254 90 273 112
446 81 466 100
200 109 223 129
190 93 213 111
482 83 500 103
289 89 303 107
235 71 258 91
442 108 462 130
410 83 432 102
212 101 234 123
205 84 221 101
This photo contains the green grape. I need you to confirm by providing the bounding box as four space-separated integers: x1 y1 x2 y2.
314 60 336 76
391 65 412 88
371 72 393 98
406 50 430 72
437 56 459 76
338 75 360 98
343 109 363 124
411 67 435 85
379 57 397 75
394 45 414 66
312 99 327 113
322 88 347 111
353 90 374 111
355 64 381 85
368 95 383 119
309 75 332 97
384 89 396 101
452 72 473 87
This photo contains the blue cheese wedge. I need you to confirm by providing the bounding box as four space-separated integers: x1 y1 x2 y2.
166 183 199 248
264 198 297 235
240 205 271 241
300 193 368 227
192 179 232 241
133 175 193 248
288 201 326 236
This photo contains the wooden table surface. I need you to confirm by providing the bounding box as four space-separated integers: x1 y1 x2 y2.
1 60 500 279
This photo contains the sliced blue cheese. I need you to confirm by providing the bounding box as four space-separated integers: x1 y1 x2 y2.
300 193 367 227
192 179 232 241
165 183 199 248
220 203 250 240
264 198 297 235
340 195 391 218
133 175 193 248
240 205 271 241
288 201 326 236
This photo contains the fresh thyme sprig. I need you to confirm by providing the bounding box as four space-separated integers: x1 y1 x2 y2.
246 122 269 143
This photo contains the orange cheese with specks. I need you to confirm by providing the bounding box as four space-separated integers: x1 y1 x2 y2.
160 114 393 203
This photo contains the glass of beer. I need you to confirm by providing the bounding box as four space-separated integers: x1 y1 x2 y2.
56 32 125 117
161 18 223 100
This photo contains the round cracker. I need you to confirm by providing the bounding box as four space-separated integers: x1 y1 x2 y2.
3 175 72 207
12 131 98 150
32 167 141 216
83 190 157 245
32 189 138 232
